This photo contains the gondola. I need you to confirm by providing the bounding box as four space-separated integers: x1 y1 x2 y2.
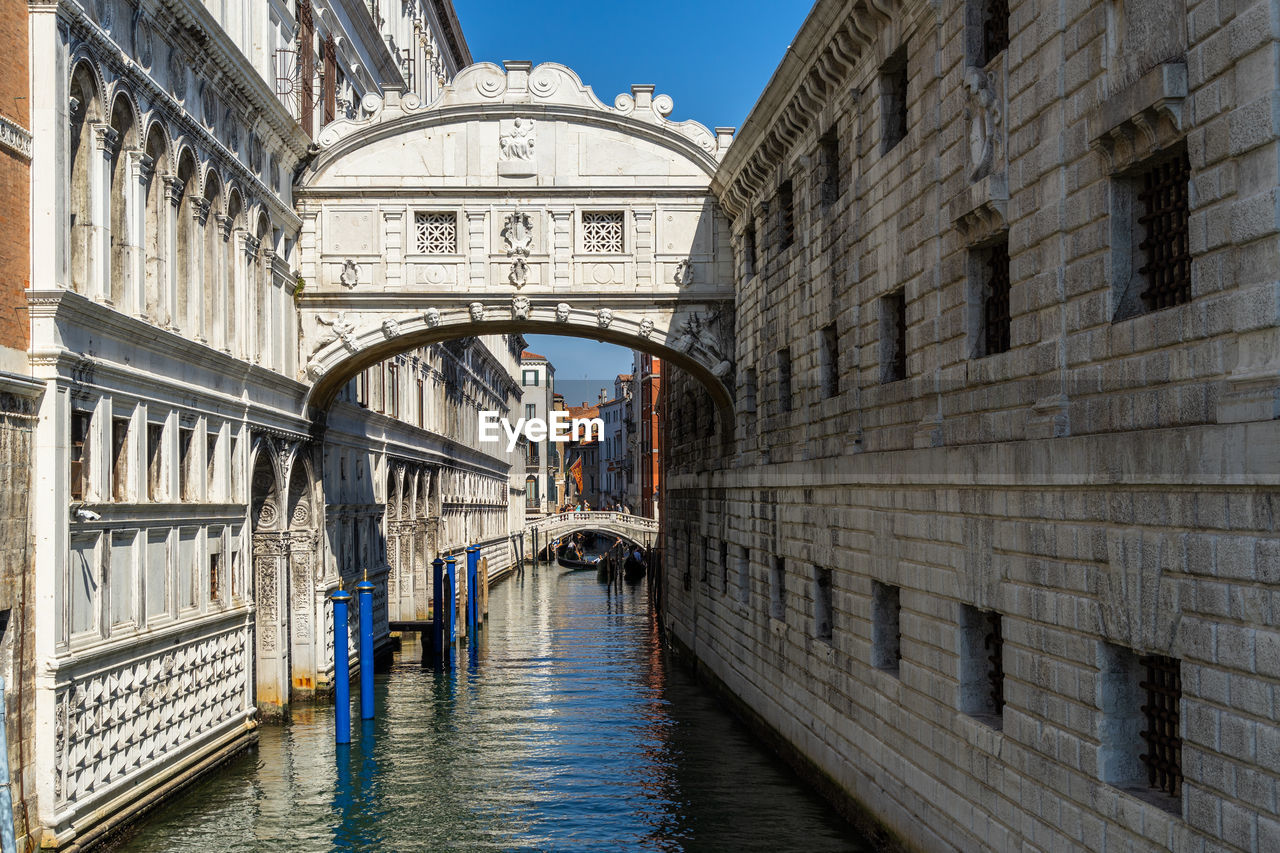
555 540 602 571
623 552 647 583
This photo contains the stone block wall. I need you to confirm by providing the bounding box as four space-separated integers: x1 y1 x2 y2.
665 0 1280 850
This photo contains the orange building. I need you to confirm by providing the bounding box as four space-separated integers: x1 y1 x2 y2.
634 353 662 519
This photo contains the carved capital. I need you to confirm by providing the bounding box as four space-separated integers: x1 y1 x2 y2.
189 197 211 225
91 122 119 155
133 151 155 183
162 174 185 206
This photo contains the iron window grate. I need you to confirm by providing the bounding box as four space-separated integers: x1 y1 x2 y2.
1137 152 1192 311
984 611 1005 715
1139 653 1182 799
983 239 1011 355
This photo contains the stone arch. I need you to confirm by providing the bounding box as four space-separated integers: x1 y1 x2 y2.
174 147 199 333
142 121 169 322
225 188 244 356
284 451 322 700
248 441 287 715
107 91 138 308
304 315 735 431
68 60 102 294
201 170 224 347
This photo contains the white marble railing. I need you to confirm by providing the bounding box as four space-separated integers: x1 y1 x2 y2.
526 511 659 533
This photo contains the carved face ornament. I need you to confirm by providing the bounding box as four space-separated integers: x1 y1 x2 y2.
555 303 571 322
511 296 531 320
469 302 485 322
424 307 441 327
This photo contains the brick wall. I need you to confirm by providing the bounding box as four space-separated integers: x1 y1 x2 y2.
0 0 29 350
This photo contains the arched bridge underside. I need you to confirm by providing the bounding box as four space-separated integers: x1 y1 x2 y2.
527 512 660 550
297 61 739 418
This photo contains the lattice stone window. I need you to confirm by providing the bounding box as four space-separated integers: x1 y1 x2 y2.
414 211 457 254
582 211 624 253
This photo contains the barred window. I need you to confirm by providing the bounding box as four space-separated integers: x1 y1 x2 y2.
414 211 457 254
582 211 624 253
1137 153 1191 312
1100 643 1183 814
1113 146 1192 321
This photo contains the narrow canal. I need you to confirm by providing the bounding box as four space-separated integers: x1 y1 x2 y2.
113 563 871 851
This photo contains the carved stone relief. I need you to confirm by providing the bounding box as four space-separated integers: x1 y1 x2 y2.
596 308 613 329
555 302 570 322
340 259 360 288
424 307 441 327
468 302 485 322
962 67 1004 183
315 312 357 353
381 318 400 338
511 296 530 320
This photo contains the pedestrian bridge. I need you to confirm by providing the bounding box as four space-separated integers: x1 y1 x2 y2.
295 60 739 420
526 512 660 550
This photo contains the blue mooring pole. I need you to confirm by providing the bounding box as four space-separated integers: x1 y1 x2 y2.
331 590 352 744
466 545 480 636
356 576 376 719
444 555 458 646
431 556 445 666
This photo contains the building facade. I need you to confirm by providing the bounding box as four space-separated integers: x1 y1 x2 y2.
662 0 1280 850
20 1 525 848
519 349 555 513
631 352 662 519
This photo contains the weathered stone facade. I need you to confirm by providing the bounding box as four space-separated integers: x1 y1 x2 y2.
663 0 1280 850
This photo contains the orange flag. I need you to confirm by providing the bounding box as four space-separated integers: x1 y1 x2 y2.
569 456 583 491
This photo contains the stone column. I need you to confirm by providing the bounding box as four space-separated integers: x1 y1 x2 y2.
288 530 318 701
90 122 118 302
162 175 183 329
189 197 210 340
130 152 154 318
253 531 290 717
238 234 259 363
213 213 232 352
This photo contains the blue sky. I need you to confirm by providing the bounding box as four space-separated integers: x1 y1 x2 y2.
455 1 812 379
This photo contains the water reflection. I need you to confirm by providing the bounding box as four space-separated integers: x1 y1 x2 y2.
113 565 870 852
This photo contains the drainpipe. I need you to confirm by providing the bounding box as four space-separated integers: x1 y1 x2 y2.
0 676 16 853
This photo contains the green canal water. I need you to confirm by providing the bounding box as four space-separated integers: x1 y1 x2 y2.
112 565 872 851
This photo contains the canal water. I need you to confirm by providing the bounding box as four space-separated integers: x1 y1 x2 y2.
113 564 871 852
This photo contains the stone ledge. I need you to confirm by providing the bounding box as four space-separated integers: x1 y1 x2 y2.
1091 62 1188 173
949 173 1009 245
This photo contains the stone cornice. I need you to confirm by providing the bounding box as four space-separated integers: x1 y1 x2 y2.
28 288 311 413
308 63 725 177
428 0 472 69
154 0 313 159
329 0 407 89
59 1 305 231
0 113 33 160
711 0 888 219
